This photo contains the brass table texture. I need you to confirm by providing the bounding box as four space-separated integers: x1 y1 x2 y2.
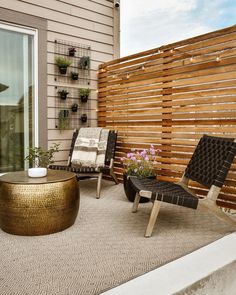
0 170 80 236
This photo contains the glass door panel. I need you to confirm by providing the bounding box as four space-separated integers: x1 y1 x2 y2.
0 25 35 172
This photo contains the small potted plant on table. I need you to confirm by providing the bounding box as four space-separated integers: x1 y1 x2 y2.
79 88 90 102
55 56 72 74
25 143 60 178
121 145 158 202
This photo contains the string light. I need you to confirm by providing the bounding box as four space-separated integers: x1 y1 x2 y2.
190 56 194 63
216 56 221 62
126 73 130 79
141 64 145 70
112 74 117 78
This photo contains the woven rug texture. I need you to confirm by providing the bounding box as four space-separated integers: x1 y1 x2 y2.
0 180 234 295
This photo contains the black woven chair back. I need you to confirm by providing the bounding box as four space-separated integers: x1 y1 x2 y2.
68 129 79 166
68 129 117 167
184 135 236 188
104 130 117 166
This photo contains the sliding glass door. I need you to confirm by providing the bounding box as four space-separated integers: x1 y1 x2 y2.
0 23 38 173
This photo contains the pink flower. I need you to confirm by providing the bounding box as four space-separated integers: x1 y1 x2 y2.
127 153 133 158
150 148 155 155
140 149 146 157
144 156 149 161
131 156 137 161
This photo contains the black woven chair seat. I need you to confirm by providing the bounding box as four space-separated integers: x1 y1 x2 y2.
49 165 102 173
130 177 198 209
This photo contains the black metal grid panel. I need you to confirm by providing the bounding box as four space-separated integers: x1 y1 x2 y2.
54 39 90 85
54 39 91 130
55 86 90 130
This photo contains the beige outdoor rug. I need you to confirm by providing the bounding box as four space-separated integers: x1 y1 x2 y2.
0 180 234 295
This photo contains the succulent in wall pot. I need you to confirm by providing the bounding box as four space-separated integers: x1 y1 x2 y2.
79 88 90 103
58 109 70 131
71 71 79 80
71 103 78 112
58 89 69 100
79 56 90 70
55 56 72 74
68 47 76 57
81 114 87 123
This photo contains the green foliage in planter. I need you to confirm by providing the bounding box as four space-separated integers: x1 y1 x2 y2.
79 88 91 97
58 109 70 131
25 143 60 168
55 56 72 68
79 56 90 70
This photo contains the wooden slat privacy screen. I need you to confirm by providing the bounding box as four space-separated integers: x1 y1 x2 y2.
98 25 236 209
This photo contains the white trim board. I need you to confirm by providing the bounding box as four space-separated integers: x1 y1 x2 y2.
102 232 236 295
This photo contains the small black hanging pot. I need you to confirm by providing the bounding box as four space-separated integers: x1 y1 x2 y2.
71 103 78 112
68 47 76 57
58 90 69 100
71 72 79 80
81 114 87 123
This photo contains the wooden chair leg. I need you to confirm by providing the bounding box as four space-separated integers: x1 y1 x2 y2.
110 170 119 184
198 199 236 226
145 201 161 238
96 173 103 199
132 193 141 213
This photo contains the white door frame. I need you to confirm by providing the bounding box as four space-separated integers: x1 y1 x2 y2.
0 21 39 148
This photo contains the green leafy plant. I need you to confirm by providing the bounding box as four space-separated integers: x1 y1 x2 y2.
58 109 70 131
79 88 90 97
25 143 60 168
79 56 90 70
55 56 72 74
121 145 159 177
79 88 90 103
55 56 72 67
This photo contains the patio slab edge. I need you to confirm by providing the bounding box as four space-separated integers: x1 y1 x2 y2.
102 232 236 295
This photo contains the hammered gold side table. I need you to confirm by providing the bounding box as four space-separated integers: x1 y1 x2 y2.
0 170 79 236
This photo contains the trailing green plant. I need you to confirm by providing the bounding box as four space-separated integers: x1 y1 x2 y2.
79 56 90 70
25 143 60 168
58 109 70 131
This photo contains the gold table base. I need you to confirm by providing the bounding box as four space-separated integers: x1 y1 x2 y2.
0 171 79 236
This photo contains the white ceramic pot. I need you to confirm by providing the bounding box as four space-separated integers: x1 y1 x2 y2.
28 167 47 178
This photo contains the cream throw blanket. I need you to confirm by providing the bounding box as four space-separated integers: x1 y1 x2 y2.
71 128 109 168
